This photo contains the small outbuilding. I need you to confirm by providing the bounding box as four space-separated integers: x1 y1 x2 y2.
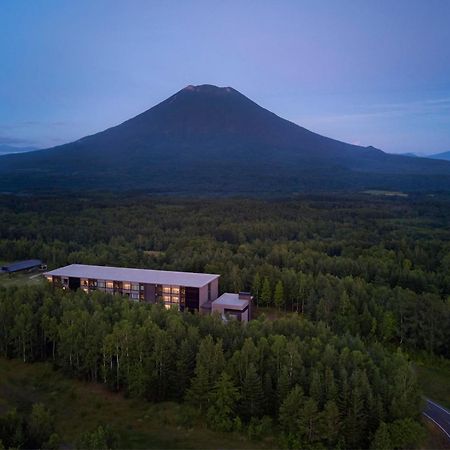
1 259 44 273
212 291 252 322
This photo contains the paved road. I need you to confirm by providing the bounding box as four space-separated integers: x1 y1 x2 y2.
423 398 450 441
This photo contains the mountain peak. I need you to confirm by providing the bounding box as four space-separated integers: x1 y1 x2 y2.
182 84 236 94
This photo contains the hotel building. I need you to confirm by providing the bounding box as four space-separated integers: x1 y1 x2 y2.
44 264 251 321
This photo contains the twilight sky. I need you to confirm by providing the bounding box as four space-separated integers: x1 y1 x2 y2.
1 0 449 154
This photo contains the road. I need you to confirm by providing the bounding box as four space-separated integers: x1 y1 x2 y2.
423 398 450 441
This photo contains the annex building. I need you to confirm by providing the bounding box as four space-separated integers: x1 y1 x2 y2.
45 264 251 322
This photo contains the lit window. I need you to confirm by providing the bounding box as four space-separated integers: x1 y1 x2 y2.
163 295 171 302
106 281 114 289
163 286 171 293
171 296 179 303
123 282 131 290
172 287 180 294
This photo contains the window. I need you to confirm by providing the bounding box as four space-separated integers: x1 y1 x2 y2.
172 287 180 294
98 281 105 288
171 296 180 303
163 286 171 294
163 295 171 302
106 281 114 289
131 283 139 291
123 282 131 290
82 279 88 286
131 292 139 299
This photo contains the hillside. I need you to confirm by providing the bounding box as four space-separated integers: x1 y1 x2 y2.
429 151 450 161
1 85 450 194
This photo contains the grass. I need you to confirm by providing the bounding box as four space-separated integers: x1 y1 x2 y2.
0 270 45 288
415 359 450 410
0 357 272 449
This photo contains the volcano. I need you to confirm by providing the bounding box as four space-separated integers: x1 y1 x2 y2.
1 84 450 194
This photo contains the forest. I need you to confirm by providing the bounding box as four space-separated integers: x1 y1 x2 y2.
0 192 450 448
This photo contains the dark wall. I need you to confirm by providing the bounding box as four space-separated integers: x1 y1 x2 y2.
68 277 80 290
185 287 199 311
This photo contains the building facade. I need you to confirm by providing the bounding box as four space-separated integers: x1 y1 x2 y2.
45 264 219 311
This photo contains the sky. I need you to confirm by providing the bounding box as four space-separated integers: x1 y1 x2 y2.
1 0 449 154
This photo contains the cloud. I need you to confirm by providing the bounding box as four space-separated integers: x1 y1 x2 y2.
0 135 35 146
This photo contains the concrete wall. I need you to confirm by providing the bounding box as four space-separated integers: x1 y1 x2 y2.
199 285 209 308
212 302 249 323
210 278 219 301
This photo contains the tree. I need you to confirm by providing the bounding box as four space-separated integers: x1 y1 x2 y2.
274 280 285 310
27 403 55 449
389 418 425 449
371 422 392 450
241 363 265 420
297 397 322 444
207 372 240 431
322 400 340 446
252 273 262 306
260 278 272 307
186 336 224 411
76 425 118 450
279 385 304 435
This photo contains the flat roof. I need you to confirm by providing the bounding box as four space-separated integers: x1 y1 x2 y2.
45 264 219 288
1 259 42 273
213 293 249 309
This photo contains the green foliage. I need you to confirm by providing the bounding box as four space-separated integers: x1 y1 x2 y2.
0 403 56 450
274 280 284 310
207 372 240 432
76 425 118 450
260 277 272 307
0 193 446 449
371 422 392 450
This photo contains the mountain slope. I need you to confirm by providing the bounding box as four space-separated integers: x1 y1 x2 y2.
1 84 450 194
0 145 39 155
429 151 450 161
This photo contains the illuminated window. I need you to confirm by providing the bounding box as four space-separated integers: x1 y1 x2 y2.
172 287 180 294
123 282 131 290
45 276 52 282
171 296 179 303
163 295 171 302
106 281 114 289
163 286 171 294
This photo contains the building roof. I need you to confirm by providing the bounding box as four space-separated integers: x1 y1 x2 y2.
213 293 249 310
44 264 219 288
1 259 42 273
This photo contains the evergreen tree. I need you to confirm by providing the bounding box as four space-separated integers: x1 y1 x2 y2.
274 280 285 310
241 363 265 420
252 273 262 306
370 422 392 450
322 400 340 446
186 336 224 411
260 278 272 307
297 397 322 444
207 372 240 432
279 385 304 435
276 366 291 407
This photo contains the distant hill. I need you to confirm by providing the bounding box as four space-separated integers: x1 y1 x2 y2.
428 151 450 161
1 84 450 194
0 145 39 155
